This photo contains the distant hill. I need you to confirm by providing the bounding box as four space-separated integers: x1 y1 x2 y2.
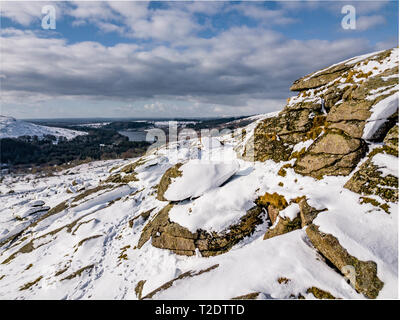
0 116 86 140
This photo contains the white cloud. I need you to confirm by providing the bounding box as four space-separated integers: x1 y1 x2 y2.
357 15 386 31
280 0 390 15
375 37 399 51
0 1 64 26
0 1 395 118
0 26 373 110
236 3 297 25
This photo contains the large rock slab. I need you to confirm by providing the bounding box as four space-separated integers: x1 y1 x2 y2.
383 125 398 153
290 64 350 91
158 160 239 202
294 131 366 178
137 204 266 257
306 224 384 299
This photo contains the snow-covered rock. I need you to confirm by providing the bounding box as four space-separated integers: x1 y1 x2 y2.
29 200 45 207
14 206 50 220
164 160 239 201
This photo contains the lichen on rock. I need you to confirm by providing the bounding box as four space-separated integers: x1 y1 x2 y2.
383 124 398 154
306 286 336 299
344 147 398 203
345 125 398 203
294 130 366 178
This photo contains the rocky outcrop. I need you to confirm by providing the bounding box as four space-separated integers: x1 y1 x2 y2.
306 287 336 299
383 125 398 153
137 204 266 257
344 130 398 203
298 197 327 227
261 194 326 239
105 159 145 184
263 215 302 240
231 292 260 300
240 48 398 180
290 63 351 91
294 130 366 178
257 192 288 224
156 163 183 201
140 264 219 300
306 224 384 299
240 102 324 162
345 157 398 203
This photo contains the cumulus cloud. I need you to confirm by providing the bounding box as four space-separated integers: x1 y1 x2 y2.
280 0 390 15
0 25 372 109
0 1 65 26
356 15 386 31
0 1 395 118
229 2 297 26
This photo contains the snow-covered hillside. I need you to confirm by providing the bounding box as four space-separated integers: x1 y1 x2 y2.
0 116 86 140
0 48 397 300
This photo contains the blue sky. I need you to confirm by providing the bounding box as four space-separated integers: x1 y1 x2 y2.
0 1 398 119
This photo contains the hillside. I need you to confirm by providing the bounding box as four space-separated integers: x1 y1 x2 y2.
0 116 86 140
0 48 398 300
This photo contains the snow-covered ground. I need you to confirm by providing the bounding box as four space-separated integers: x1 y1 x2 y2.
0 116 86 140
0 111 397 299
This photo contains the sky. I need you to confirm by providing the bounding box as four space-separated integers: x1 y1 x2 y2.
0 0 398 119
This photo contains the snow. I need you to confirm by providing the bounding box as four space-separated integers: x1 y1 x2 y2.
279 203 300 220
29 200 45 207
382 74 398 81
366 85 398 101
292 139 314 153
302 49 384 81
372 153 399 178
15 206 50 219
354 48 398 78
164 159 239 202
344 49 385 66
0 116 86 140
362 92 399 140
201 136 221 150
148 230 362 300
